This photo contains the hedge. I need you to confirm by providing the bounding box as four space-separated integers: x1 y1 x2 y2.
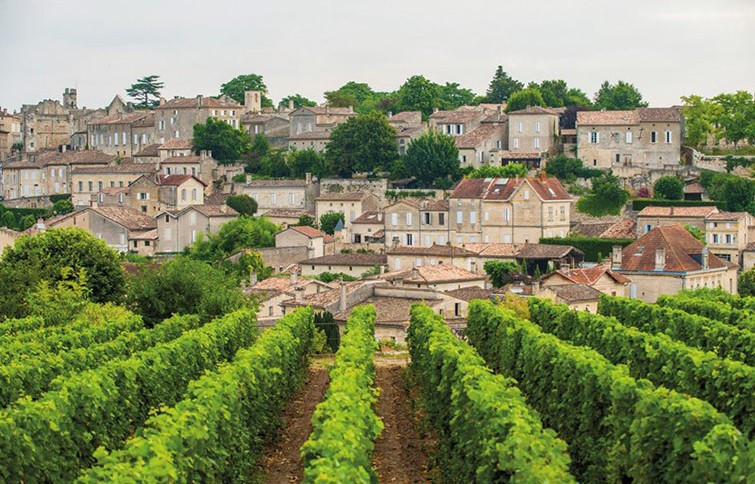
409 303 575 483
539 236 634 262
599 295 755 366
631 198 726 211
78 307 314 483
0 309 258 482
302 305 382 482
530 298 755 439
467 300 751 483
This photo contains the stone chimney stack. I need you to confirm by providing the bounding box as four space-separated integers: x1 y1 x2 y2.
196 95 203 108
654 247 665 271
159 97 166 106
294 286 304 303
377 212 383 223
339 277 347 312
305 172 312 185
611 245 623 270
702 247 709 269
244 91 261 113
288 99 294 110
290 271 298 285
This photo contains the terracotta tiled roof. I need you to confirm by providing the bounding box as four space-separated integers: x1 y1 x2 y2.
301 253 387 266
155 96 242 110
71 162 157 174
599 218 637 239
289 131 331 141
450 176 570 201
620 224 727 272
577 110 638 126
205 192 230 205
462 243 519 257
387 244 478 257
455 124 504 149
637 206 719 218
351 211 383 224
527 177 571 201
394 127 426 138
429 109 485 124
317 192 368 201
382 265 485 284
159 138 193 150
134 144 160 157
161 156 202 164
246 179 307 187
461 243 582 260
130 228 158 240
93 206 157 231
186 204 238 218
545 284 602 302
554 265 631 285
158 174 208 187
387 111 422 123
705 212 750 221
507 106 559 116
333 296 443 324
283 281 364 309
571 221 615 238
248 276 334 296
39 150 116 166
444 287 494 302
287 225 327 239
684 182 706 194
386 198 449 211
636 107 682 123
293 106 355 116
88 112 153 126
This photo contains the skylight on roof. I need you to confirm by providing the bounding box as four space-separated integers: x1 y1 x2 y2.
548 188 556 196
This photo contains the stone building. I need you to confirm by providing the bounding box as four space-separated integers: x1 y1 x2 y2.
498 106 561 168
19 97 71 152
87 111 155 157
577 108 682 169
71 161 157 207
237 175 320 216
540 264 631 298
127 174 207 216
275 225 334 259
299 253 387 278
0 109 22 161
289 106 356 136
241 113 290 149
154 95 242 143
315 192 380 229
288 130 331 153
384 199 450 247
157 204 238 253
636 206 720 236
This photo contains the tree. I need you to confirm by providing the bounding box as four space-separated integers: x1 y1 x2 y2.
26 267 90 327
193 117 251 164
19 214 35 231
467 163 528 179
52 198 74 214
126 257 248 326
594 80 648 110
505 88 546 113
219 73 273 108
279 94 317 109
566 88 593 108
484 260 522 288
546 155 583 181
126 75 164 109
681 95 723 148
403 131 460 187
314 311 340 353
0 228 125 319
738 268 755 297
288 148 329 178
0 211 15 229
576 171 629 216
653 176 684 200
394 75 443 118
706 174 755 213
685 225 706 244
241 133 271 173
325 111 397 177
226 194 258 216
712 91 755 148
325 81 376 113
187 216 279 262
484 66 524 103
294 214 316 227
319 212 344 235
438 82 478 110
258 151 292 178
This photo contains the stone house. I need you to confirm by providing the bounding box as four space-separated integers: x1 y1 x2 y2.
456 123 508 168
535 283 602 313
387 244 479 272
241 113 290 149
154 95 242 143
384 199 450 247
394 127 426 155
612 224 738 302
157 138 193 159
636 206 720 236
41 150 115 197
540 264 631 297
299 253 387 278
87 111 155 157
275 225 335 259
19 95 72 152
127 174 207 216
288 131 331 153
577 108 682 169
429 108 487 136
238 175 320 215
2 159 45 199
0 108 22 161
347 211 385 245
246 273 335 325
0 227 21 253
506 106 560 156
316 192 380 229
449 174 571 245
289 106 356 136
157 204 238 253
705 211 755 267
71 161 157 207
380 264 486 292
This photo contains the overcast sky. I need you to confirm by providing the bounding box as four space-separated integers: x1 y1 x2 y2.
1 0 753 111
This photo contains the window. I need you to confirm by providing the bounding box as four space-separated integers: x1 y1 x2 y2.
181 189 187 201
548 207 554 221
484 211 489 222
423 212 431 225
534 138 540 149
590 131 599 143
289 193 295 205
118 193 124 203
395 259 402 270
271 193 277 205
164 227 172 240
88 181 93 192
651 131 658 143
252 193 258 201
560 206 566 221
174 130 179 138
122 132 126 145
78 181 83 192
439 213 445 225
503 234 511 243
725 234 732 244
98 181 103 190
665 131 672 143
350 210 355 221
535 121 541 133
190 212 196 225
192 188 197 201
133 134 138 145
98 193 104 203
517 122 523 133
391 213 398 226
438 235 446 245
470 211 476 224
456 236 463 243
625 131 633 143
644 224 652 233
113 133 118 146
406 213 412 226
138 192 150 200
523 189 529 200
170 117 175 125
415 258 422 267
456 211 463 224
456 124 463 135
470 236 476 243
406 234 413 246
712 234 720 243
504 207 510 221
513 138 519 149
424 235 430 246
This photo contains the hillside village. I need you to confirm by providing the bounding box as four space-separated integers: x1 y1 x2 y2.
1 79 753 343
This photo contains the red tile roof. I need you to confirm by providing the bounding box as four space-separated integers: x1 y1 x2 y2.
158 174 208 187
620 225 727 272
155 95 242 110
554 265 631 285
382 265 485 284
705 212 750 221
637 206 719 218
159 138 193 150
450 176 570 201
288 225 327 239
301 253 387 266
507 106 559 116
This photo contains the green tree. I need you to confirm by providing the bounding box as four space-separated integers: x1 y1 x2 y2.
594 80 648 110
193 117 251 164
576 171 629 216
324 81 376 113
738 268 755 297
708 174 755 212
125 75 164 109
219 73 273 108
0 228 125 319
529 80 568 107
681 95 723 148
484 260 522 287
467 163 528 179
505 88 546 112
279 94 317 109
546 155 583 181
26 267 90 327
712 91 755 148
325 111 397 177
288 148 329 178
19 214 35 231
0 211 15 228
314 311 340 353
685 225 706 244
484 66 524 103
566 88 593 108
52 198 74 215
186 216 279 262
226 194 258 216
403 131 460 187
439 82 478 110
241 133 271 173
259 151 292 178
394 75 443 118
319 212 344 235
126 257 248 326
653 176 684 200
295 214 316 227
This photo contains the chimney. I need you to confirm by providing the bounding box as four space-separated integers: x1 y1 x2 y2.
326 106 329 114
246 174 252 184
290 271 298 285
702 247 709 269
196 95 203 108
348 106 353 113
159 97 166 106
532 280 540 294
654 247 665 271
339 277 347 312
433 107 439 113
377 212 383 223
611 245 623 270
539 171 546 182
380 265 385 275
288 99 294 110
294 286 304 303
305 172 312 185
388 111 393 118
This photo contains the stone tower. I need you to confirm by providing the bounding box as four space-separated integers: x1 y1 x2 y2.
244 91 261 113
63 88 77 109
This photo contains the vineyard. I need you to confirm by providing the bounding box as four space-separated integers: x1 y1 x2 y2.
0 288 754 482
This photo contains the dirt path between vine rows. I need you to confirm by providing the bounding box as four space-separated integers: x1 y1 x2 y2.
372 359 432 483
259 365 330 483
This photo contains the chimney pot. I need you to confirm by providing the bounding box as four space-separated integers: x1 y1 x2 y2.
339 277 347 312
291 271 298 284
611 245 623 270
196 95 203 107
655 247 665 271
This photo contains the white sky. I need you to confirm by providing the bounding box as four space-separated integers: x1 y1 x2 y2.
1 0 753 111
